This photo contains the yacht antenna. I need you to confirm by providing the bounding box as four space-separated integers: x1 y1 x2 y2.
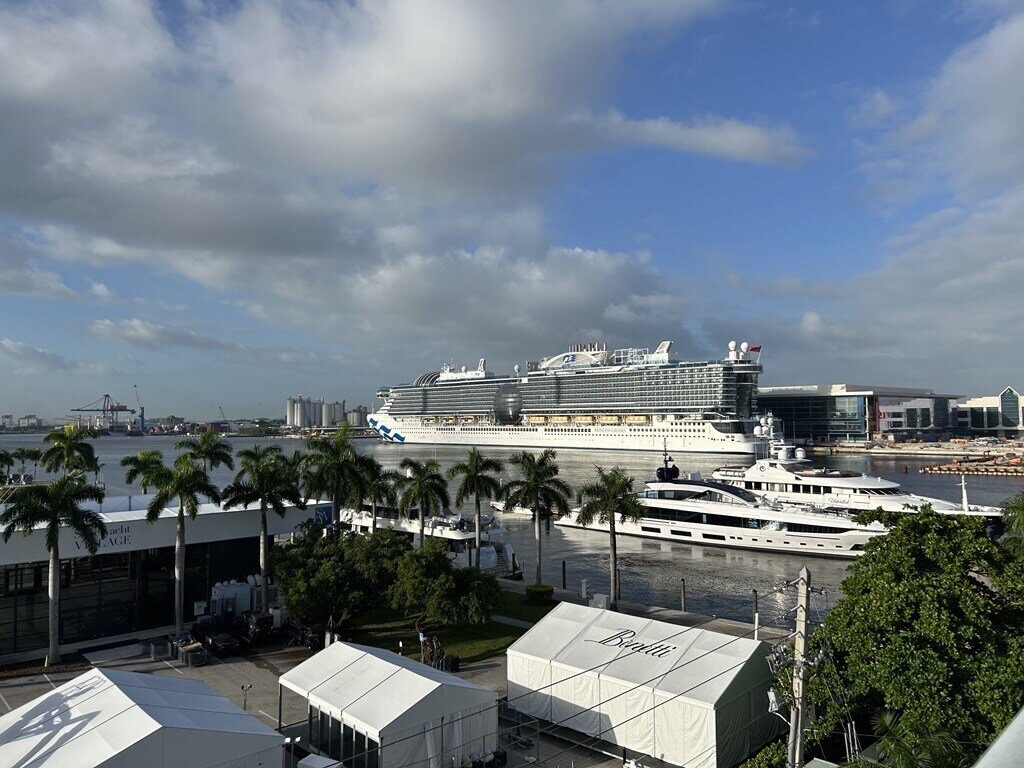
961 474 969 513
662 438 673 472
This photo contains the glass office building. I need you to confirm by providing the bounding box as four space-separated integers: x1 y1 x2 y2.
758 385 961 442
955 387 1023 437
0 495 314 661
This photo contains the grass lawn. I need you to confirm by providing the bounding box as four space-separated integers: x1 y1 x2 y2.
495 589 557 624
346 606 525 664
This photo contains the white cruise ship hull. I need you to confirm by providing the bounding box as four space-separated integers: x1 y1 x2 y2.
368 414 757 455
555 514 876 558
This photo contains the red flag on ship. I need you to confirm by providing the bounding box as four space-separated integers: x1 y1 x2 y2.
749 345 762 353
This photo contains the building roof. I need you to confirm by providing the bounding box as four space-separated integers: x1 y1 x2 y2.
280 641 496 739
507 602 770 706
759 383 961 399
0 667 282 768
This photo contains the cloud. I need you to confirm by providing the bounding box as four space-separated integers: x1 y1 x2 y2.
589 112 809 167
0 248 75 299
88 317 333 371
0 338 109 376
89 318 235 352
88 281 116 302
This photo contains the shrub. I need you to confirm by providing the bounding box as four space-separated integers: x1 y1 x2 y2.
524 584 554 605
738 739 786 768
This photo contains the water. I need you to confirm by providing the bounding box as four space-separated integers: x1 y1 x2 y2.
4 434 1021 626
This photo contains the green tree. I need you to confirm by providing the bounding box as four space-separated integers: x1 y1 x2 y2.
174 430 234 474
121 449 166 493
223 444 306 613
147 455 221 634
303 425 362 525
42 426 99 475
360 456 399 534
0 473 106 663
390 539 500 626
11 447 32 479
575 467 644 610
447 448 504 569
24 447 42 478
842 710 970 768
396 458 450 548
271 522 366 629
346 529 413 595
811 506 1024 762
1000 490 1024 556
0 450 13 483
502 449 571 585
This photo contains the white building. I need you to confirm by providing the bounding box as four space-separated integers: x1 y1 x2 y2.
1 414 13 429
279 641 498 768
955 387 1023 437
506 603 782 768
0 667 282 768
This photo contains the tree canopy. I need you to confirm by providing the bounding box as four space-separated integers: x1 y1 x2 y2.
810 506 1024 762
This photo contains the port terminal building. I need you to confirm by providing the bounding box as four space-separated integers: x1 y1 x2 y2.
953 387 1023 437
0 494 319 663
758 384 961 443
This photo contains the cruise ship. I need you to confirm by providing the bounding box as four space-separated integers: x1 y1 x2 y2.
369 340 762 454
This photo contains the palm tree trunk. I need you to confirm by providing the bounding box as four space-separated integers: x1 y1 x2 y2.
332 487 340 526
609 515 618 611
259 503 270 613
419 504 426 549
534 493 542 585
175 502 185 635
474 495 482 569
48 543 60 665
371 499 377 534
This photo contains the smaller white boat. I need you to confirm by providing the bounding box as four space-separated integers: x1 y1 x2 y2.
712 415 1000 520
338 505 520 575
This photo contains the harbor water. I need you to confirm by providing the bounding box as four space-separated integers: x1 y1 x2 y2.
3 434 1020 627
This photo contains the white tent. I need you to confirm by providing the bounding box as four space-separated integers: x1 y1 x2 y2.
279 641 497 768
0 667 282 768
506 603 782 768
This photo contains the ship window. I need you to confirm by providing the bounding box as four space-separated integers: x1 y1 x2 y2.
670 530 691 537
641 526 661 533
702 533 726 541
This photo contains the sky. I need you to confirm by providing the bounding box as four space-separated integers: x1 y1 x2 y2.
1 0 1023 420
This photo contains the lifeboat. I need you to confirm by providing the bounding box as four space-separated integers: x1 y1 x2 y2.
549 415 570 424
625 415 650 424
598 415 621 424
574 415 596 424
527 415 548 424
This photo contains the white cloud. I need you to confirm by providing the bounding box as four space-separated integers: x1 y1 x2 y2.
88 281 116 302
0 249 75 299
0 338 109 376
89 318 235 352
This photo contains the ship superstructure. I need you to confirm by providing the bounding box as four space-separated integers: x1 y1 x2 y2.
369 340 762 454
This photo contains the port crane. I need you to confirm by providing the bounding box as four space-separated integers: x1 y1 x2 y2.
70 394 135 428
134 385 146 433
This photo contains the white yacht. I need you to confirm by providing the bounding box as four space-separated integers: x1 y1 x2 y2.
337 505 520 575
555 466 886 558
712 416 1000 519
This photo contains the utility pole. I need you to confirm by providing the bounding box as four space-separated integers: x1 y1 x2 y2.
787 567 811 768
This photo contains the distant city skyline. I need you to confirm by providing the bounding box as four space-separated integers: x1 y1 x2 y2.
2 1 1023 419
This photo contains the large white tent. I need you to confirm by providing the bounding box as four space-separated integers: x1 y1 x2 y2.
0 667 282 768
507 603 782 768
279 641 497 768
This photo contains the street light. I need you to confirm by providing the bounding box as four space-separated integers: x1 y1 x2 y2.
282 736 303 768
241 684 253 711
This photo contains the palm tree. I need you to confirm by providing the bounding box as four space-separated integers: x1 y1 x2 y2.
0 450 13 484
843 710 968 768
223 445 306 612
360 456 399 534
42 426 99 475
11 447 31 480
174 430 234 474
447 448 504 569
396 458 450 548
576 467 644 610
25 447 42 479
503 449 572 585
147 455 221 634
303 425 362 525
121 449 166 493
1 473 106 664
